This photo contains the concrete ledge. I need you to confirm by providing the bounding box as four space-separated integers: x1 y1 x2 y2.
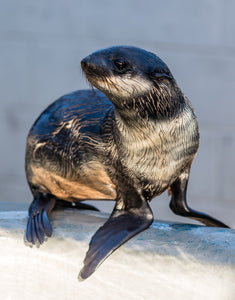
0 209 234 300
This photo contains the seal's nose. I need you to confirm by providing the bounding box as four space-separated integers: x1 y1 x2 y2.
81 58 88 71
81 53 108 76
81 55 96 72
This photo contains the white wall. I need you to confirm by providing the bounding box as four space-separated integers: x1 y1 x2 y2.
0 0 234 226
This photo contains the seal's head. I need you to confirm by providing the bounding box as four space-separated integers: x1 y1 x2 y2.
81 46 173 97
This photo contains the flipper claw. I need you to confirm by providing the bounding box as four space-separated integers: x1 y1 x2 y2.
35 213 45 244
42 209 53 237
31 217 37 245
25 218 32 243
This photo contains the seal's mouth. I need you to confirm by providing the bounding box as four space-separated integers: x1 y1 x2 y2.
82 70 109 92
81 58 109 89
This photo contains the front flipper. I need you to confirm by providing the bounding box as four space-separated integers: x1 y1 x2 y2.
78 198 153 280
170 171 230 228
25 193 56 246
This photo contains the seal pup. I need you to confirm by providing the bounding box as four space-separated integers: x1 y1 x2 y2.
25 46 229 280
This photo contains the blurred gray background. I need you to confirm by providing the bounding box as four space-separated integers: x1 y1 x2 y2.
0 0 234 227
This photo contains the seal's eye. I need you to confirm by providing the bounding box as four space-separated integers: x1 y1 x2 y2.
113 59 129 72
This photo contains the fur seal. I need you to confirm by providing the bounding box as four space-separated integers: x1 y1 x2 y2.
25 46 229 280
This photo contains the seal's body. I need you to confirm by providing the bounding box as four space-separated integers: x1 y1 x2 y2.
26 90 117 202
25 46 229 280
26 89 197 204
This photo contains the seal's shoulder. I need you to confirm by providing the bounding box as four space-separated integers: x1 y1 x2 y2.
30 89 114 137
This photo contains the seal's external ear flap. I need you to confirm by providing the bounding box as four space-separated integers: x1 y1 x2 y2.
78 199 153 281
154 73 172 80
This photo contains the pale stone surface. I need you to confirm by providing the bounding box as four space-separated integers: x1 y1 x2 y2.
0 209 234 300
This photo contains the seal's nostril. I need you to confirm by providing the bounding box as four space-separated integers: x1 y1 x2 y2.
81 60 87 69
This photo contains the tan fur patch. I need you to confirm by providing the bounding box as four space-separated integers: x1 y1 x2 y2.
31 162 116 201
168 186 172 196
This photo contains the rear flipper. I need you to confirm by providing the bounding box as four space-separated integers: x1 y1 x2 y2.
78 197 153 280
25 193 56 246
55 199 99 211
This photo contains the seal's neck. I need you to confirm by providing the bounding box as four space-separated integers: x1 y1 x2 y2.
113 82 185 126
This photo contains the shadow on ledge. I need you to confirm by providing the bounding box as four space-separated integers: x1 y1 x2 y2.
0 209 234 300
